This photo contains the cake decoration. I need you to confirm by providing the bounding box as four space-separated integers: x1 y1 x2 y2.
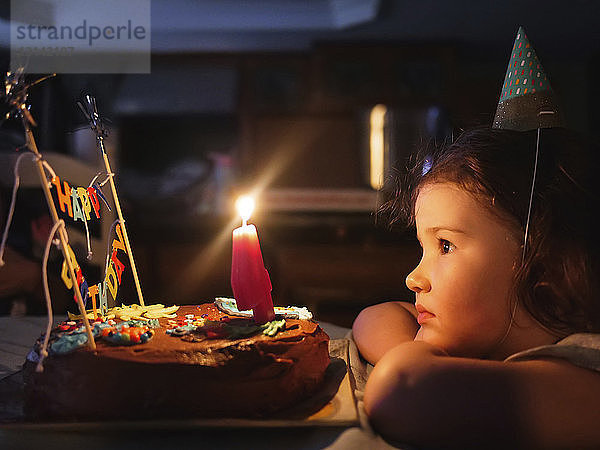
2 72 334 421
26 316 162 357
23 304 331 420
0 70 96 353
49 332 89 355
166 312 287 340
78 94 146 308
100 323 155 346
191 317 286 340
215 297 313 320
0 77 152 360
49 174 111 261
67 303 179 321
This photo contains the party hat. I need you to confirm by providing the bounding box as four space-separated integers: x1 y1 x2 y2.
493 26 564 131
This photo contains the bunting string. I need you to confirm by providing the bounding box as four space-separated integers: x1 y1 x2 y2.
37 218 66 373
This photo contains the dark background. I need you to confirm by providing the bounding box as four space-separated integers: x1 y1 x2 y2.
1 0 599 325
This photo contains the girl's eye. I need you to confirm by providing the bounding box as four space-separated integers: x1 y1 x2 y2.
440 239 455 254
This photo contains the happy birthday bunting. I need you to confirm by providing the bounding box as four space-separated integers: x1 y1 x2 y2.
61 222 129 314
51 175 111 223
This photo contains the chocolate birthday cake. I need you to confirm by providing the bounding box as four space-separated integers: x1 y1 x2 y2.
23 301 330 421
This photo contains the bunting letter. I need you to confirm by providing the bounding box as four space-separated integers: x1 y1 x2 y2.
52 176 73 217
60 244 79 289
71 189 85 223
87 186 101 218
111 223 127 255
77 187 92 221
105 263 118 301
110 250 126 285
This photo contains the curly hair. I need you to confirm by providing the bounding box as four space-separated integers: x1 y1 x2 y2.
380 126 600 336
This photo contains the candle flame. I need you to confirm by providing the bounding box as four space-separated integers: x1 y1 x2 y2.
236 195 255 224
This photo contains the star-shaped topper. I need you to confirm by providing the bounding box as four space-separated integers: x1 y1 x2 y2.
1 68 55 128
77 94 109 145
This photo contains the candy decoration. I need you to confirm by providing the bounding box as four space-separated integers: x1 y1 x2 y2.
262 319 286 337
215 297 313 320
67 303 178 322
169 317 286 340
104 326 154 346
167 325 196 337
43 318 158 355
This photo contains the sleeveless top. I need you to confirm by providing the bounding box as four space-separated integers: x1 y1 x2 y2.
504 333 600 372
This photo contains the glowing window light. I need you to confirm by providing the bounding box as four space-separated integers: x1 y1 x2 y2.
369 104 387 190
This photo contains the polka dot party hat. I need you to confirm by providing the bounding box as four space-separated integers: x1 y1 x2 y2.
493 26 564 131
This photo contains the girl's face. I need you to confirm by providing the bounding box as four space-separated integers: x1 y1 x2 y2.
407 182 522 358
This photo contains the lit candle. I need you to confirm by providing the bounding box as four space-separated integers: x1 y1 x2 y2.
231 196 275 323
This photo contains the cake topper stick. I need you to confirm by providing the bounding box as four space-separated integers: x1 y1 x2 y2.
78 94 145 306
2 70 96 350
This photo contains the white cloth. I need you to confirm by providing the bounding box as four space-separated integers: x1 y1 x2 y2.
325 331 416 450
505 333 600 371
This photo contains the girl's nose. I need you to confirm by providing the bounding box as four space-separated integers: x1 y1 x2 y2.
406 261 431 294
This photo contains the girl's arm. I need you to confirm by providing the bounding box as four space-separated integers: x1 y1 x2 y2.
352 301 419 364
364 340 600 449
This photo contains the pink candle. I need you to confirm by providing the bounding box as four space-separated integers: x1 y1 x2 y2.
231 196 275 323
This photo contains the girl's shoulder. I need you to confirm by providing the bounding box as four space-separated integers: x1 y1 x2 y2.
505 333 600 372
364 340 600 447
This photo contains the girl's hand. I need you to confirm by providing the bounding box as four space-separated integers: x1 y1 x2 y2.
352 301 420 364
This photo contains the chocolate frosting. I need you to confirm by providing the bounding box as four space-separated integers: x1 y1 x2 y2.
23 304 330 420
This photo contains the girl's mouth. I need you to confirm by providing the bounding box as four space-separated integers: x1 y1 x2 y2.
416 304 435 325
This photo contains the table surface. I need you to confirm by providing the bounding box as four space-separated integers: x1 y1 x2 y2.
0 315 409 450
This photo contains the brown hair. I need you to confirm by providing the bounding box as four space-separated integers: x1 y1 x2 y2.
381 126 600 336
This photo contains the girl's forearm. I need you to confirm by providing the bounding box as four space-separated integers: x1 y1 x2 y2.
352 301 420 364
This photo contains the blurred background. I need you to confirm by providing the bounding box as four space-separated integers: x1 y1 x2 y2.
0 0 599 326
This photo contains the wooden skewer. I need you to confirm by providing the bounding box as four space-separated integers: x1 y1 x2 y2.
25 125 96 350
99 138 145 306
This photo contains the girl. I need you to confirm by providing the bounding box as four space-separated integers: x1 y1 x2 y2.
353 127 600 448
